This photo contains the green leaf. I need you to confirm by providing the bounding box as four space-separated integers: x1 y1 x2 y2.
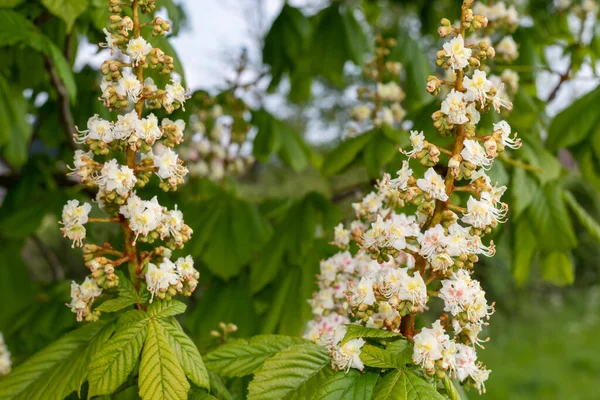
16 322 115 400
511 168 536 219
322 130 375 175
372 370 444 400
251 109 311 172
46 39 77 103
159 318 209 389
189 190 272 280
0 324 104 398
563 190 600 244
512 218 537 286
546 86 600 151
247 342 333 400
527 182 577 252
341 325 403 344
138 320 190 400
204 335 308 378
520 140 561 185
96 297 138 313
189 389 219 400
41 0 88 32
541 251 574 286
263 4 311 88
88 317 149 396
147 299 187 319
364 131 399 178
0 72 32 167
309 4 368 86
360 343 412 369
314 369 379 400
0 0 26 7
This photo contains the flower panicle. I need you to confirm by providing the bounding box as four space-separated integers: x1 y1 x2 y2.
304 0 522 395
60 0 199 322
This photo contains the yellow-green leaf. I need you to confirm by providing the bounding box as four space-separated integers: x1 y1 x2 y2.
139 320 190 400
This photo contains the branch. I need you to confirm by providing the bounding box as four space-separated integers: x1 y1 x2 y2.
30 234 64 281
499 155 542 173
43 55 76 151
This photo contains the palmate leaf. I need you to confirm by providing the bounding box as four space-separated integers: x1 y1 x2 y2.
14 322 115 400
0 323 105 398
139 320 190 400
159 318 209 389
204 335 308 377
88 316 150 396
372 369 444 400
247 342 334 400
314 369 379 400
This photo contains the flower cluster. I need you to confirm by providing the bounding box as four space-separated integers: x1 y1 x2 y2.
180 91 254 181
0 333 10 376
146 256 199 301
305 0 521 394
61 0 199 321
348 36 406 136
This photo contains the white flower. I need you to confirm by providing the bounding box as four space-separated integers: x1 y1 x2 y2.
69 277 102 321
120 16 134 33
417 168 448 201
0 332 11 376
441 89 469 125
175 255 199 283
349 277 376 306
443 34 472 70
397 272 428 308
116 70 143 102
98 159 137 196
445 223 471 257
493 120 521 149
377 81 404 102
496 36 518 61
164 78 188 111
404 130 425 157
333 338 366 371
126 36 152 65
466 103 481 124
333 223 351 247
76 115 113 143
464 70 493 105
418 224 447 259
69 150 95 180
135 113 162 144
500 69 519 92
350 104 371 122
462 192 507 229
113 110 138 140
390 161 413 190
461 139 494 168
146 258 181 301
455 344 479 381
101 28 120 54
154 148 188 180
413 327 443 369
60 200 92 247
